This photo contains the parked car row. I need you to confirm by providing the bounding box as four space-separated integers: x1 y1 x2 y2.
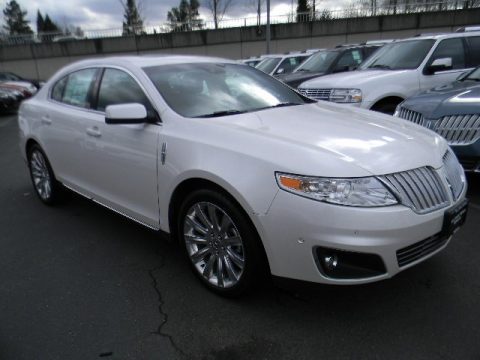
242 29 480 173
0 71 42 113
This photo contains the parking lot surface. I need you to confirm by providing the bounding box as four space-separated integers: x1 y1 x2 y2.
1 114 479 360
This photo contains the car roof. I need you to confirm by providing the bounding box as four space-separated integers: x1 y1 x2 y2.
403 31 480 41
65 55 237 70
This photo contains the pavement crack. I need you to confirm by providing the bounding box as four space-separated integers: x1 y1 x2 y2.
148 255 187 358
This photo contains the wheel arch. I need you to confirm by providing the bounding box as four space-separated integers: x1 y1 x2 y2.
167 176 271 273
25 137 40 157
369 95 405 111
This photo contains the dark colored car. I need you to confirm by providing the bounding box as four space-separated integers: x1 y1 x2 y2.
0 88 21 113
276 44 383 88
0 71 42 89
395 66 480 172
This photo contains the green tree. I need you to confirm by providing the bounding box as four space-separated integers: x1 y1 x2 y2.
121 0 144 35
36 10 44 33
167 0 202 31
3 0 33 35
296 0 310 21
43 15 60 32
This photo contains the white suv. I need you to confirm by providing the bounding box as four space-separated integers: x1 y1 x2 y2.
298 32 480 114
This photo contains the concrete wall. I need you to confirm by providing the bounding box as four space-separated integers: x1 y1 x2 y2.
1 8 479 81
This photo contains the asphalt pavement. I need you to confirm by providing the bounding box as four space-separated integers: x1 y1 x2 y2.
1 114 479 360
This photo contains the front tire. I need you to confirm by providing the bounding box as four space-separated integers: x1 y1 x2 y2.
28 144 62 205
178 189 266 297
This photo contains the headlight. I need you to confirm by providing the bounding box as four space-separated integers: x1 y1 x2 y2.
329 89 362 103
276 173 397 207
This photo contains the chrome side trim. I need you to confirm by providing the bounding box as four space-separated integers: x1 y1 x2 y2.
62 183 160 231
161 142 167 165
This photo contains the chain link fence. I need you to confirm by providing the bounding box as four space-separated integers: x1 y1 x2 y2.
0 1 478 46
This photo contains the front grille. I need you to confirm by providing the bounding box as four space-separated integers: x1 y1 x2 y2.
396 233 448 267
431 114 480 145
397 107 426 126
298 88 332 100
442 149 465 200
379 167 449 214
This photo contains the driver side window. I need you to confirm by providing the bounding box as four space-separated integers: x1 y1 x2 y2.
96 68 153 112
428 38 466 70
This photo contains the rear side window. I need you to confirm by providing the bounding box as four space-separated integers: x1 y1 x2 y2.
428 38 466 70
96 68 152 112
51 76 67 102
466 36 480 67
61 68 98 108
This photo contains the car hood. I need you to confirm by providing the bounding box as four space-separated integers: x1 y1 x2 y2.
401 80 480 118
299 69 411 88
205 102 447 177
3 81 37 92
277 71 325 83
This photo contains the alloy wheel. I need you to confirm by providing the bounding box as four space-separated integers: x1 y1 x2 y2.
183 202 245 288
30 150 52 201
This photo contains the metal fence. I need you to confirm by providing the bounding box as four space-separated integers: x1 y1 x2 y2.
0 1 478 46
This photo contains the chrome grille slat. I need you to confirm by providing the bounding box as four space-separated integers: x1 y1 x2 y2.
397 107 425 125
379 167 449 214
398 106 480 145
396 233 448 267
433 114 480 145
442 149 464 201
298 88 332 100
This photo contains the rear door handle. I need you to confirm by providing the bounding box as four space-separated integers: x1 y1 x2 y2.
86 127 101 138
41 116 51 125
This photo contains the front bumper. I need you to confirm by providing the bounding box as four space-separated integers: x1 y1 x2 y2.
258 187 467 285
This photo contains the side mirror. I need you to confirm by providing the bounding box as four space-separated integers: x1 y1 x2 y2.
105 103 149 125
427 57 452 74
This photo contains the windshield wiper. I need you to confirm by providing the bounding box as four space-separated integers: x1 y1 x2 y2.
257 102 303 111
369 64 392 70
195 110 246 118
295 68 311 72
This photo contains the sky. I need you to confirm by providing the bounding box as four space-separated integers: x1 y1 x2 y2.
3 0 351 31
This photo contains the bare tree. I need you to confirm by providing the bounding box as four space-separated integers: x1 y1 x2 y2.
245 0 265 26
204 0 234 29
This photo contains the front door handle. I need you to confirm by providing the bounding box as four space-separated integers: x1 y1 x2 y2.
86 127 101 138
41 116 51 125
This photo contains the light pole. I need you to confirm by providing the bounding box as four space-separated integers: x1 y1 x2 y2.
266 0 271 54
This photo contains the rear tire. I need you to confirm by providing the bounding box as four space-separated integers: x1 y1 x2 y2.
177 189 266 297
28 144 63 205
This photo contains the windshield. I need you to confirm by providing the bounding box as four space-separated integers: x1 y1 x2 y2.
465 67 480 81
294 51 339 73
360 39 435 70
256 57 281 74
144 63 312 118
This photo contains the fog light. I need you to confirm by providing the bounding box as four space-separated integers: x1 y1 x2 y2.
323 255 338 270
315 247 386 279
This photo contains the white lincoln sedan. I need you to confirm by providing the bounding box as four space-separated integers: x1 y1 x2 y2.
18 56 468 296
